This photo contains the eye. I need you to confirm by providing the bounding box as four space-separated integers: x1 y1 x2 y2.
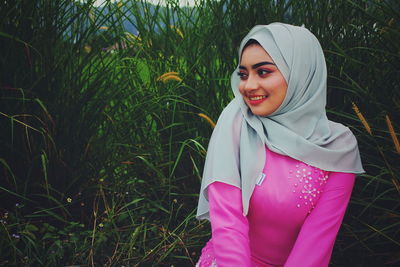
237 71 248 80
257 69 272 76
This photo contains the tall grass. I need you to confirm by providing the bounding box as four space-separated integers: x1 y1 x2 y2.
0 0 399 266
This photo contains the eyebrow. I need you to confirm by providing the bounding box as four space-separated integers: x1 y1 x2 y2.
239 61 276 70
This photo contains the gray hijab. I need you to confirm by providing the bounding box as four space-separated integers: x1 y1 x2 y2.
196 23 364 221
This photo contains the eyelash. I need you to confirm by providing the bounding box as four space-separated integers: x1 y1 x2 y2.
237 69 272 79
258 69 272 76
237 72 247 78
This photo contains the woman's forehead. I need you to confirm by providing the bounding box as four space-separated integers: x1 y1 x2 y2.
240 44 274 65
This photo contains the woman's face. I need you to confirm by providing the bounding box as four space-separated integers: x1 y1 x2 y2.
238 44 288 117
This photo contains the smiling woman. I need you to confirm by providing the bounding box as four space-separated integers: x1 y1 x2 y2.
237 41 287 117
195 23 364 267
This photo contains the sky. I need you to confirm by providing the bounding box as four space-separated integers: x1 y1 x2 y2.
90 0 199 7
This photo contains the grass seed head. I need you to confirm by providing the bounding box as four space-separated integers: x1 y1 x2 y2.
198 113 216 128
157 72 182 82
161 75 182 82
170 25 184 39
352 102 372 135
385 114 400 153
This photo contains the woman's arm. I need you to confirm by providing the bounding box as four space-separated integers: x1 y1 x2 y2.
284 172 356 267
208 181 252 267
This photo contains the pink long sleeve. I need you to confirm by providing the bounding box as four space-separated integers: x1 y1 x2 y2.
284 172 356 267
197 146 357 267
208 181 252 267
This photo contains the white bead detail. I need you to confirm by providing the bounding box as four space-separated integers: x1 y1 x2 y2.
289 163 330 211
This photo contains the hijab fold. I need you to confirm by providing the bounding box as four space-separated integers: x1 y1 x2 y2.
197 23 364 221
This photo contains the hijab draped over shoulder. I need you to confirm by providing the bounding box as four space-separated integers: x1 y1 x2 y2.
196 23 364 220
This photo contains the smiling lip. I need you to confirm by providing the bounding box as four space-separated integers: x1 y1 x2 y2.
248 95 268 105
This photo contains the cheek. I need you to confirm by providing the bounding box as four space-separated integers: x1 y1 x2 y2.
266 77 287 95
238 82 245 95
278 80 288 98
276 74 288 90
264 76 281 86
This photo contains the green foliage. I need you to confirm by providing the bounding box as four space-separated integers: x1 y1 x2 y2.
0 0 399 266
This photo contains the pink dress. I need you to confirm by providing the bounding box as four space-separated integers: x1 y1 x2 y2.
197 146 356 267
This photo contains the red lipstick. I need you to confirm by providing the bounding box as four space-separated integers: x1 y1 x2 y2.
247 95 267 105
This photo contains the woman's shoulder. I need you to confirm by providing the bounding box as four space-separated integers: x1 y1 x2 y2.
328 120 359 142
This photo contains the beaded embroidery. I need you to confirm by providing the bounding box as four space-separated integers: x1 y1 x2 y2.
195 258 217 267
196 241 263 267
289 163 329 212
196 241 218 267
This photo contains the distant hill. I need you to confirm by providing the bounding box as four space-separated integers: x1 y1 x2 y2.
88 0 198 35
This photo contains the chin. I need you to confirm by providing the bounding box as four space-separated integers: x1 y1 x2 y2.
250 108 272 117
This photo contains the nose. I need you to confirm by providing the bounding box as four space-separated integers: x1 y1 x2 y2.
243 74 258 92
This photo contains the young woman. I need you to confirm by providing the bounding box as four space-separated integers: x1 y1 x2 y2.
196 23 364 267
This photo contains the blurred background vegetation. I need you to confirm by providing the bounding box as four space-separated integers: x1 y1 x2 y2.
0 0 399 266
